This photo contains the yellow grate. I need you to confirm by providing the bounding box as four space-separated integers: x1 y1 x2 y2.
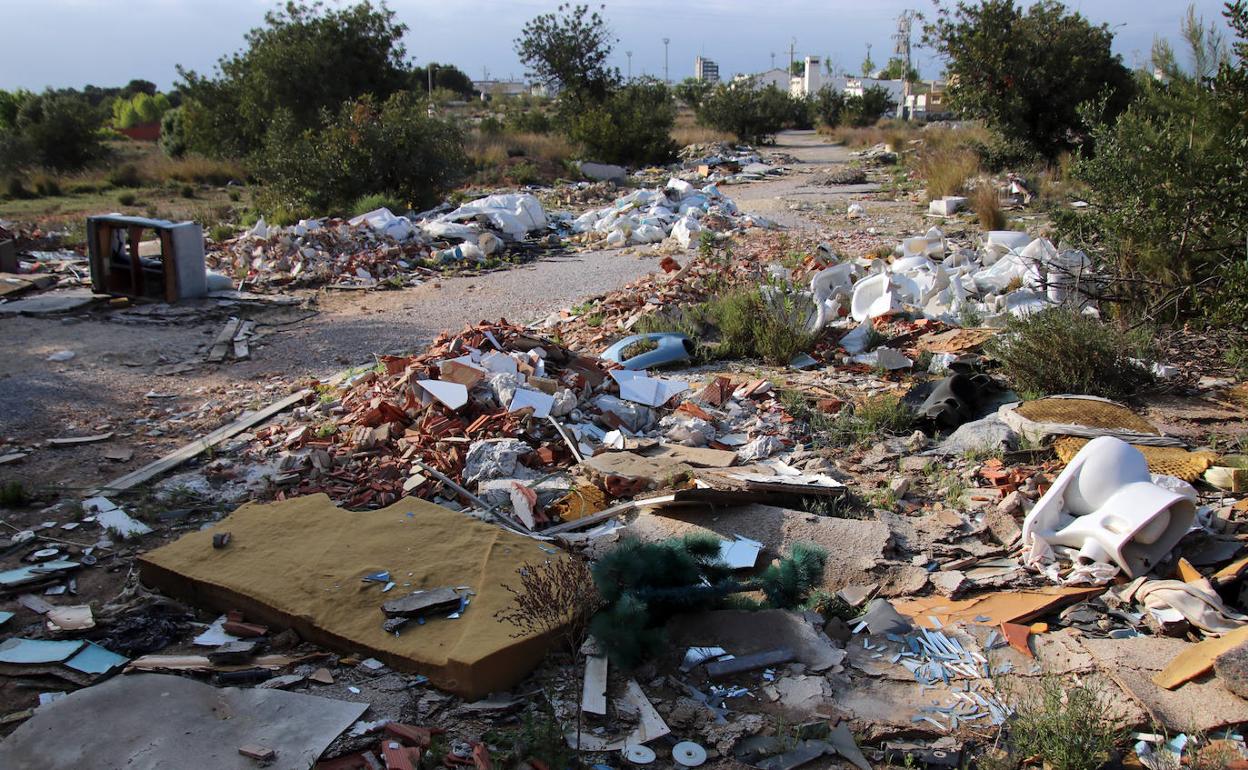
1054 436 1217 482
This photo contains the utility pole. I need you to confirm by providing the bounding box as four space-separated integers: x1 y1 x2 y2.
789 37 796 75
894 10 915 118
427 63 434 95
770 52 776 70
626 50 633 80
663 38 670 83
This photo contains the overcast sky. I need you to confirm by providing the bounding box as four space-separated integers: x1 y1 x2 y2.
0 0 1234 92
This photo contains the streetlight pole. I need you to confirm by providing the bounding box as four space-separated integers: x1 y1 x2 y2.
663 38 670 84
626 50 633 80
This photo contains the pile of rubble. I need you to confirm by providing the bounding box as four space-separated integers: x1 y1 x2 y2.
207 193 552 290
559 177 776 251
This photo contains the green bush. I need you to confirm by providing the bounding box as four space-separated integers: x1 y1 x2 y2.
843 85 897 127
504 107 553 134
351 192 405 216
1007 676 1124 770
179 184 195 199
924 0 1134 158
107 163 144 188
10 91 105 171
117 191 137 206
159 107 187 158
252 91 467 215
563 79 676 166
4 174 31 199
177 1 410 156
987 307 1155 400
695 83 804 144
812 85 846 127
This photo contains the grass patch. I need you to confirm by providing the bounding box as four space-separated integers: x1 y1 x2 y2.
916 145 981 201
1005 676 1125 770
352 192 405 216
783 390 914 449
987 307 1156 401
116 191 137 206
633 285 817 366
672 115 736 147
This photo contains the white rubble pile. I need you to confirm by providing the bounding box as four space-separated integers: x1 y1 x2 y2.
809 227 1099 332
561 178 775 251
207 194 550 289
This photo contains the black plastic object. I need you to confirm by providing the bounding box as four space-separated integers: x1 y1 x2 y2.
918 373 997 429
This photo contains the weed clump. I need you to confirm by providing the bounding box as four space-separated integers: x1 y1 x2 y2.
969 182 1006 230
1006 676 1125 770
987 307 1155 401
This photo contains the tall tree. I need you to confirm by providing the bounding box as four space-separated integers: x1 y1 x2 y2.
177 1 409 156
515 3 618 102
924 0 1135 157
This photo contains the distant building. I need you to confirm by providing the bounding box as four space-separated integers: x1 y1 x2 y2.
734 68 791 91
903 81 949 119
844 77 906 106
472 80 530 100
694 56 720 84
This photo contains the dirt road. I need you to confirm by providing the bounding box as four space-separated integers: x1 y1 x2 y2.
0 131 868 493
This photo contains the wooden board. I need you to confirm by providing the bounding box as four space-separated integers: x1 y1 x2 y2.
94 389 311 495
1153 624 1248 690
581 654 608 716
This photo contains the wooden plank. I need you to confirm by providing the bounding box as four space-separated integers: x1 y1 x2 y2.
1154 624 1248 690
207 317 241 362
93 388 311 495
48 433 114 447
581 654 608 716
232 320 255 360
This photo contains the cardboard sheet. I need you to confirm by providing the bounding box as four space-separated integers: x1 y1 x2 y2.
139 493 566 698
893 586 1102 628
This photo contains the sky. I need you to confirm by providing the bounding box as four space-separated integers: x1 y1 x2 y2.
0 0 1234 92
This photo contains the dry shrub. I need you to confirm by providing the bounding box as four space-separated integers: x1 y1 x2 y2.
969 181 1006 229
672 123 735 146
466 131 576 167
916 145 981 201
149 155 245 185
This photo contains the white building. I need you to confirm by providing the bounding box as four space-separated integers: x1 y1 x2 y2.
843 77 906 105
734 68 792 91
694 56 720 84
789 56 825 97
473 79 530 100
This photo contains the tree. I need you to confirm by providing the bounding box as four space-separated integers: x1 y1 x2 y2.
790 60 806 76
177 1 409 156
0 89 33 130
844 84 897 126
1057 0 1248 322
879 56 919 81
924 0 1135 158
812 85 847 127
565 78 676 165
12 91 105 170
674 77 713 108
696 82 805 144
515 3 618 102
252 91 467 216
411 62 477 98
159 107 188 158
861 54 876 76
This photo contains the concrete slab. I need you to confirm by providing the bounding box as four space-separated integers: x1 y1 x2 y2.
0 288 103 315
0 673 366 770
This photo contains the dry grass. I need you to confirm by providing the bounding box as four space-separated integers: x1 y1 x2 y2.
465 131 577 167
672 111 735 146
826 120 920 151
140 155 246 185
916 146 980 201
969 182 1006 230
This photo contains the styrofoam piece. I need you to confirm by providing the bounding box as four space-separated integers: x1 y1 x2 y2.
619 376 689 408
984 231 1034 251
928 196 967 216
414 380 468 410
508 388 555 419
479 351 519 374
1022 436 1197 577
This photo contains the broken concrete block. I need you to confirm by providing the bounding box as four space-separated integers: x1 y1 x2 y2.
1215 641 1248 699
463 439 534 486
707 648 796 679
889 477 912 498
984 508 1023 546
930 570 967 598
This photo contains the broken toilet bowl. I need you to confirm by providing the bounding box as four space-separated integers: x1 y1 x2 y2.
850 273 900 323
1022 436 1197 578
601 333 695 370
